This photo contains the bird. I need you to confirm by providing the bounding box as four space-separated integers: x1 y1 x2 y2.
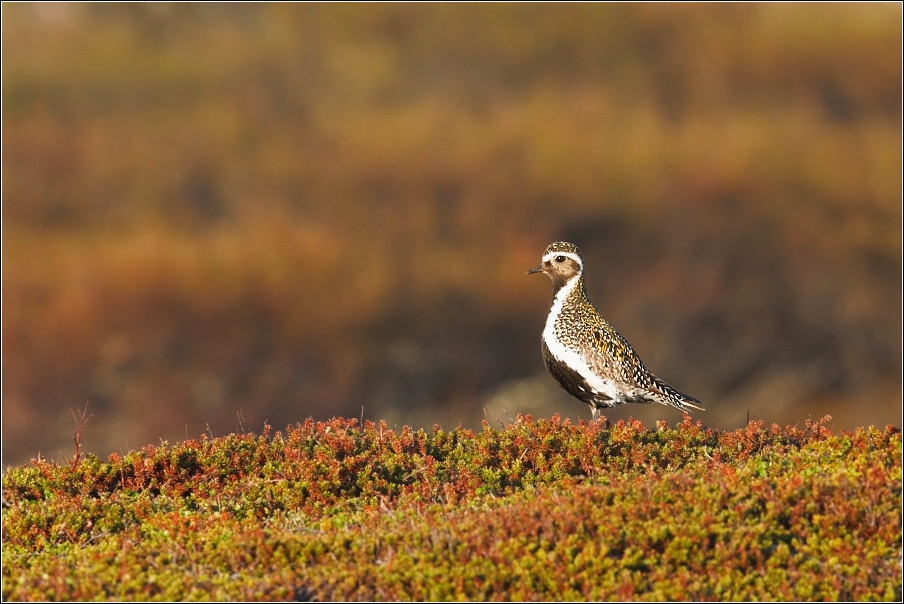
527 241 703 420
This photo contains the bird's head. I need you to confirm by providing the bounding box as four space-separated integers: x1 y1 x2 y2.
527 241 584 287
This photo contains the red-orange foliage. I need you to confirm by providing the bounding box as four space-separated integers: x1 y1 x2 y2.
3 416 900 600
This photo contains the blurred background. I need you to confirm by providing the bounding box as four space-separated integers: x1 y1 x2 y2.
2 4 901 467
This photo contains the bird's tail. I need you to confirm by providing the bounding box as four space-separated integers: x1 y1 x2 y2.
649 377 704 413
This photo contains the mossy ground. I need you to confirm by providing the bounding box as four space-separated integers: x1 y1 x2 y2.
2 415 901 601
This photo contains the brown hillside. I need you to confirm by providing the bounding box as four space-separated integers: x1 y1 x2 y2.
2 4 901 465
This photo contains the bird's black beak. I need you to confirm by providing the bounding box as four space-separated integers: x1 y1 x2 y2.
526 264 544 275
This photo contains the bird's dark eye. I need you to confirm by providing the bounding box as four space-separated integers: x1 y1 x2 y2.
555 255 566 263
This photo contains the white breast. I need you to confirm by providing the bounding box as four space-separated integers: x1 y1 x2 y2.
542 276 622 402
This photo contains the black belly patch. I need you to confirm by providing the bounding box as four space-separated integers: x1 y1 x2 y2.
541 340 614 408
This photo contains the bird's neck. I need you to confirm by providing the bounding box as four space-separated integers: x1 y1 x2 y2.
550 274 587 308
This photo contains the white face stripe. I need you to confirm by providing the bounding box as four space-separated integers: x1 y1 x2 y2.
541 251 583 265
541 274 621 403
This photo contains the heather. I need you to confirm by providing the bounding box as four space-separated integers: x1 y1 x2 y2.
3 415 900 600
3 7 901 597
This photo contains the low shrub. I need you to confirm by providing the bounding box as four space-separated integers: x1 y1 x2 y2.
3 415 901 600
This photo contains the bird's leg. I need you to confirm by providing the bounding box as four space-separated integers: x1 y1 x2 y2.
591 406 600 422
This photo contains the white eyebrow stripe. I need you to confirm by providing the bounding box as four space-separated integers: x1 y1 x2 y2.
542 251 583 265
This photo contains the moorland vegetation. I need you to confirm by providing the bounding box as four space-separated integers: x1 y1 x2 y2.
3 415 901 600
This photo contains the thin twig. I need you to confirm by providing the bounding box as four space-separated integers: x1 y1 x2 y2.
70 401 93 467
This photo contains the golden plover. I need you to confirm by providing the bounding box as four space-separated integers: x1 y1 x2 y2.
527 241 703 419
